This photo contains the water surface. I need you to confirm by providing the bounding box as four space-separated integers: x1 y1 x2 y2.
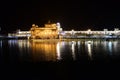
0 39 120 63
1 39 120 80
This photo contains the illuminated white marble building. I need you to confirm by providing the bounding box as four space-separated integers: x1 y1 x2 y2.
7 22 120 39
62 28 120 38
8 29 31 39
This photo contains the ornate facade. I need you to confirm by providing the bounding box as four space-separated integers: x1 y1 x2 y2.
30 22 62 39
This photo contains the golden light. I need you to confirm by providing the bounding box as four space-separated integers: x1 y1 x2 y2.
31 42 57 61
30 22 59 39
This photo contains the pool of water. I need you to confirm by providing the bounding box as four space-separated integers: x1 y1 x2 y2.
0 39 120 80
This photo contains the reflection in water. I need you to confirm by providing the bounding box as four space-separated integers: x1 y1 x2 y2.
0 40 2 55
3 39 120 62
31 42 57 62
108 41 112 55
113 41 119 54
56 42 62 60
8 40 17 47
18 40 30 48
17 40 31 57
72 41 76 60
87 43 92 59
0 40 2 48
102 41 113 55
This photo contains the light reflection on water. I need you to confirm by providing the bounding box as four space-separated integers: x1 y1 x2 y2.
1 39 120 62
31 41 57 62
0 40 2 55
108 41 112 55
71 41 76 60
56 42 62 60
0 40 2 48
87 43 92 59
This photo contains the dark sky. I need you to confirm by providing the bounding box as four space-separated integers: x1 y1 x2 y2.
0 0 120 33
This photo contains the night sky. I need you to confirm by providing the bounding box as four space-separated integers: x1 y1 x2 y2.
0 0 120 34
